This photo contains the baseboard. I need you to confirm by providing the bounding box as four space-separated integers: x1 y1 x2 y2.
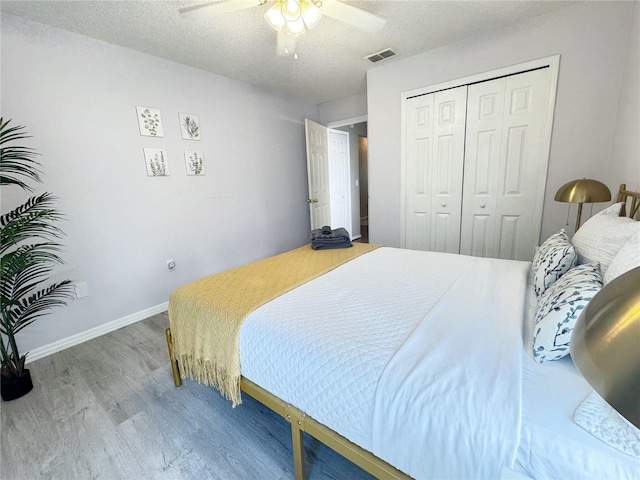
26 302 169 364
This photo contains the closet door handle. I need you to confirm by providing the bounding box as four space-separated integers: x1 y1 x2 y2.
441 202 446 207
480 203 486 209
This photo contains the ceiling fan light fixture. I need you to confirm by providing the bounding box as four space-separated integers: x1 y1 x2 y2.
281 0 301 22
286 16 306 36
265 0 323 36
300 1 322 30
265 3 286 31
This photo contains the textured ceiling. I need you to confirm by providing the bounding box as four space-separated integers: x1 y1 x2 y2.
1 1 575 104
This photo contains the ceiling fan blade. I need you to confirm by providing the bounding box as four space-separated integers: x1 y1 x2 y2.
276 28 297 56
179 0 260 19
321 0 387 32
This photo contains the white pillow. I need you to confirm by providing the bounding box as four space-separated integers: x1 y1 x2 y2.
604 231 640 284
572 202 640 273
533 263 603 364
574 391 640 458
531 229 577 296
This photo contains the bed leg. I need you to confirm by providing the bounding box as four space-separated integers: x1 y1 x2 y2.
285 404 306 479
291 425 305 480
165 328 182 387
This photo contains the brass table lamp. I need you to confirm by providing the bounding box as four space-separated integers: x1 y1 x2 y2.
570 267 640 429
555 178 612 231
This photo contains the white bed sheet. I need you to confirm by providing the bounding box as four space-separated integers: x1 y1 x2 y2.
372 254 530 479
512 273 640 479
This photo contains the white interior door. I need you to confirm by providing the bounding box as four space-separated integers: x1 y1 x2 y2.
404 86 468 252
305 119 330 230
460 68 552 260
327 129 351 231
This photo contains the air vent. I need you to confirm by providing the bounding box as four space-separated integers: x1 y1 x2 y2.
365 48 398 63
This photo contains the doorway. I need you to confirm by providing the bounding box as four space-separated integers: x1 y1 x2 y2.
330 119 368 242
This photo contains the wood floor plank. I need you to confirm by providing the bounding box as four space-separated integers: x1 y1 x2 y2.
1 313 376 480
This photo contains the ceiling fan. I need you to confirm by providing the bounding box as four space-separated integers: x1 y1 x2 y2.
179 0 388 57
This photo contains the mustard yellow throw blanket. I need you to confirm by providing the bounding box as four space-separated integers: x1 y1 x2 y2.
168 243 379 406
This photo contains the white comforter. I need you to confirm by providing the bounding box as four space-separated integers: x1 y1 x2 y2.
240 247 530 479
372 252 529 479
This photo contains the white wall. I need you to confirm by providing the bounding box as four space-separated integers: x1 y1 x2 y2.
609 3 640 195
1 14 317 354
367 2 636 246
318 93 367 125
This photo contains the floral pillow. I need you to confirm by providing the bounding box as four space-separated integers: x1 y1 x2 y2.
533 263 602 364
532 229 577 297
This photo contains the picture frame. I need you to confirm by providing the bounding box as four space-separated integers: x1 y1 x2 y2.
179 112 200 140
143 148 170 176
184 150 205 176
136 106 164 137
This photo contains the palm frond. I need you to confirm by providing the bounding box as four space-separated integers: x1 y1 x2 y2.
8 281 74 335
11 264 57 301
0 193 65 255
0 192 62 227
0 118 42 191
0 243 64 299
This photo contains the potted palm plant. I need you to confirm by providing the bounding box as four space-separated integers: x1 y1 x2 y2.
0 117 73 401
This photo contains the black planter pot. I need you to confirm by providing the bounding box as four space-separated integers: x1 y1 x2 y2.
1 369 33 401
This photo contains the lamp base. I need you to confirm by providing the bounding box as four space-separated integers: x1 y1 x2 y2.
576 202 583 231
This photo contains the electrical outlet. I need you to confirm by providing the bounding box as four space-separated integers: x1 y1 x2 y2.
72 281 89 299
167 260 176 271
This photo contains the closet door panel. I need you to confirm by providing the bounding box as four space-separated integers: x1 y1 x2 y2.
405 86 467 253
405 95 434 250
460 78 505 258
497 215 519 260
409 212 430 251
494 68 552 260
461 68 551 261
429 88 467 253
468 214 491 257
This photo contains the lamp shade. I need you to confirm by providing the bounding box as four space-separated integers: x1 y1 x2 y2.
570 267 640 429
554 178 612 204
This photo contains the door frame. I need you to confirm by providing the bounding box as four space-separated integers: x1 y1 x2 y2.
400 55 560 248
327 115 368 240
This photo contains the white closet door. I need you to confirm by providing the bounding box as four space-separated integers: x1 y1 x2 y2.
459 78 506 258
460 68 551 260
405 86 467 252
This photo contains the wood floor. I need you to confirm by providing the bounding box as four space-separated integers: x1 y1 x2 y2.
353 225 368 244
1 313 375 480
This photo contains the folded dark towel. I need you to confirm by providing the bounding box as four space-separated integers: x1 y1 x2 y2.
321 225 332 235
310 227 352 250
310 227 350 241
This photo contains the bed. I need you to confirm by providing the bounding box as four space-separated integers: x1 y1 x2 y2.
165 184 640 480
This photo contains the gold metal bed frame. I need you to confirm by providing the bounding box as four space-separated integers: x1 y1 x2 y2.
617 183 640 218
163 184 639 480
164 329 411 480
